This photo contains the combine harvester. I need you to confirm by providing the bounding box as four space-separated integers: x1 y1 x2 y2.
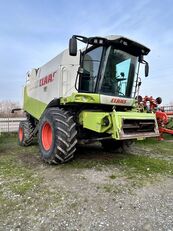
18 35 160 164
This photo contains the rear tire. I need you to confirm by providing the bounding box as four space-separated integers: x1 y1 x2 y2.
18 120 34 146
38 108 77 164
121 140 133 153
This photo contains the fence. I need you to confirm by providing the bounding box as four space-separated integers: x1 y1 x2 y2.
0 117 26 134
162 106 173 112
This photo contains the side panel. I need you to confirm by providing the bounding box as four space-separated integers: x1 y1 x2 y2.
26 64 78 106
23 87 47 119
26 67 62 105
61 65 79 97
23 50 79 119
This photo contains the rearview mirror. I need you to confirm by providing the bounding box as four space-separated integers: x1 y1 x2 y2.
69 37 77 56
145 61 149 77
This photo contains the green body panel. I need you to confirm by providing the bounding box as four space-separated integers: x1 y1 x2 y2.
23 87 47 120
23 88 158 141
79 111 112 133
60 93 100 104
79 110 158 140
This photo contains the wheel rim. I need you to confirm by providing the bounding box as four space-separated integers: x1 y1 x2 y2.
42 122 53 151
19 127 23 142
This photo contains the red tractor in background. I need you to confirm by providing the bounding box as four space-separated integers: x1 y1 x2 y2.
137 95 173 140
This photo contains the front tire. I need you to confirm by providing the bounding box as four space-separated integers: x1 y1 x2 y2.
101 139 122 152
101 139 133 153
38 108 77 164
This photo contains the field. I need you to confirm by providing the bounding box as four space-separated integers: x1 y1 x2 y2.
0 134 173 231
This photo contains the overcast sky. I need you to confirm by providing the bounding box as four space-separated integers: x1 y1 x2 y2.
0 0 173 105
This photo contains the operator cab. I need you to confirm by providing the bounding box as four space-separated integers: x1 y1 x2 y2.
69 35 150 99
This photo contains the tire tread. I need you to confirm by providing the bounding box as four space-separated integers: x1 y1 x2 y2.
39 107 77 164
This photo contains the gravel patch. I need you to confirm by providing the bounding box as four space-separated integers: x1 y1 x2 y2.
1 138 173 231
1 167 173 231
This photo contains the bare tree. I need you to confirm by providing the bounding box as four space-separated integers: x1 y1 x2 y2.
169 101 173 106
0 100 24 118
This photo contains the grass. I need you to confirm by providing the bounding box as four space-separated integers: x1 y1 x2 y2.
1 134 172 177
0 134 173 200
120 154 173 175
64 152 173 176
0 154 42 196
0 133 173 227
109 174 117 179
0 134 69 218
136 135 173 156
0 134 43 218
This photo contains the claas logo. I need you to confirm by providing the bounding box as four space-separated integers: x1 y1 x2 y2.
39 71 57 87
111 98 127 104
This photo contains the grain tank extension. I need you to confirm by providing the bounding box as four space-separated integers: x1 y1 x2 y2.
18 35 159 164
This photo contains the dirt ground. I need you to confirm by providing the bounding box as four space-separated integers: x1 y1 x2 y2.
0 136 173 231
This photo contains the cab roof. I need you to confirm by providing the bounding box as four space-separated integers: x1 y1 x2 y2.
105 35 150 56
74 34 150 57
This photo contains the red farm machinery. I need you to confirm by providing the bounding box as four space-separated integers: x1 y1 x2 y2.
137 95 173 140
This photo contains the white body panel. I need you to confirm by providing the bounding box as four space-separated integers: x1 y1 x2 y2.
26 49 80 104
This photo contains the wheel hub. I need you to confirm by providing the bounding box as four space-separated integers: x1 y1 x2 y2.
42 122 53 151
19 127 24 142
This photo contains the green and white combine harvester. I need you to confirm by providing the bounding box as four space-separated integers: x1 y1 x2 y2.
18 35 159 164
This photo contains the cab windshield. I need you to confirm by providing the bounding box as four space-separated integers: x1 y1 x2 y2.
79 46 137 97
100 47 137 97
